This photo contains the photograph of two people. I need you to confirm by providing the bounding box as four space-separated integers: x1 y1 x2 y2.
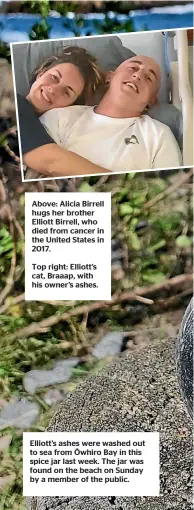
12 28 193 181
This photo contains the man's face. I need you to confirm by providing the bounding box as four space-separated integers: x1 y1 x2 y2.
108 56 161 111
28 62 85 114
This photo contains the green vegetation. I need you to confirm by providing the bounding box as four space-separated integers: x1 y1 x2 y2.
0 3 193 506
0 44 193 506
0 168 193 508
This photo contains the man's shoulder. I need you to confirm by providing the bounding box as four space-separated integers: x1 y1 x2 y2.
140 114 172 134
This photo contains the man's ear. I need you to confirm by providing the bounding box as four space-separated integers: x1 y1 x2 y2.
105 70 114 87
148 94 158 107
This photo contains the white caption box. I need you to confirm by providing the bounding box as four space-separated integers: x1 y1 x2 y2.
23 432 159 497
25 192 111 300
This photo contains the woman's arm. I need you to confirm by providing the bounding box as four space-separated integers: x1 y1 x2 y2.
17 94 110 177
23 143 110 177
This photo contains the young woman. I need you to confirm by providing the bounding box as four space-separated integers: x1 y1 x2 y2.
17 46 109 178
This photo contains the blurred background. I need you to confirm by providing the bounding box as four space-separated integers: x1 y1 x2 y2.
0 1 193 43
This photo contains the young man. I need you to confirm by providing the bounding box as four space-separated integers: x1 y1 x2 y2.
39 55 182 174
25 55 182 176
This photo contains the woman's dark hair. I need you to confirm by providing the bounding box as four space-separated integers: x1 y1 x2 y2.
30 46 104 103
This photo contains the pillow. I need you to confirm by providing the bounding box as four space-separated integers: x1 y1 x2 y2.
148 103 183 150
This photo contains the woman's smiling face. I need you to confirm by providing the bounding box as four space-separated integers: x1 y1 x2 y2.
27 62 85 114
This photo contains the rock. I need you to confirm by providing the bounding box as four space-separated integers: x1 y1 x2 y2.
91 331 126 359
43 389 63 407
23 358 79 394
126 339 138 350
176 298 193 420
27 336 192 510
135 220 149 231
111 239 123 263
0 399 7 408
0 397 39 429
0 472 16 491
0 434 12 452
111 250 123 263
111 262 125 281
111 239 120 250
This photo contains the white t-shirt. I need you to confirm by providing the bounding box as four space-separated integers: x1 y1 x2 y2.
40 105 182 172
